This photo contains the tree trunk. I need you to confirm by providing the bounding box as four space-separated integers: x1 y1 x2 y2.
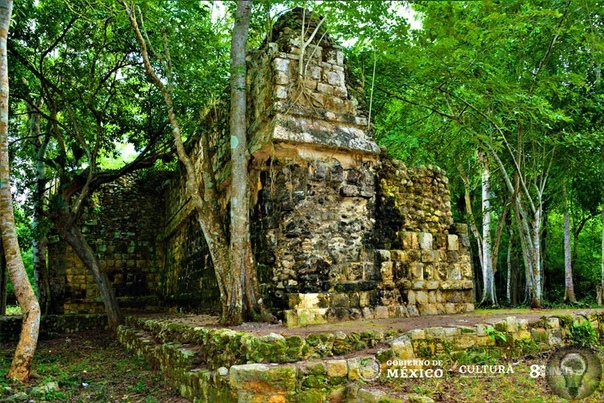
488 148 544 308
30 108 51 314
600 206 604 305
480 152 496 305
601 145 604 305
52 210 122 331
506 227 513 304
1 0 41 382
563 182 576 303
229 0 249 320
123 2 246 325
230 0 266 320
0 239 6 315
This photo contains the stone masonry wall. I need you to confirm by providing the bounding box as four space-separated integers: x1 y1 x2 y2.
107 8 473 323
57 174 164 313
244 8 473 325
48 8 474 323
117 312 604 402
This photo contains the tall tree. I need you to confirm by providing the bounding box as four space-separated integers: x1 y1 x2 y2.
123 0 272 324
123 0 243 324
351 0 603 307
563 181 576 302
230 0 265 319
8 0 172 330
0 0 40 383
601 145 604 304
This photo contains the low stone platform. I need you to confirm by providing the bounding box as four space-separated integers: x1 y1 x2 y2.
117 309 604 402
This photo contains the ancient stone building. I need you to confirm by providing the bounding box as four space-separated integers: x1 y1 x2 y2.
50 8 474 326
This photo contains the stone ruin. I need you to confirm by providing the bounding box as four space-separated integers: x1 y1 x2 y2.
47 8 474 326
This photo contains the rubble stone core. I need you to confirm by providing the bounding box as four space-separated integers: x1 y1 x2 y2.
50 8 473 325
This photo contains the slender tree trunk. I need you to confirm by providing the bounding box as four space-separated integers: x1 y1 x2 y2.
600 145 604 305
1 0 41 382
506 227 513 304
0 239 6 315
123 2 242 324
530 204 544 307
600 206 604 305
229 0 250 321
30 108 51 314
563 182 576 303
52 210 122 331
230 0 267 320
460 168 484 302
480 152 496 305
489 149 544 307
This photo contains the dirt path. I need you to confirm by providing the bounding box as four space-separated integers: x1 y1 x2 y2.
141 307 604 337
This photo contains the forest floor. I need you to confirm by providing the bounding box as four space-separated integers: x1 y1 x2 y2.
0 330 188 403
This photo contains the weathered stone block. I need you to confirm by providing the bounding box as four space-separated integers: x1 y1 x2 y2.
426 281 439 290
390 335 414 360
375 306 389 319
402 232 419 250
230 364 297 395
407 290 416 305
409 262 424 281
317 82 334 95
421 250 437 263
380 261 394 281
326 360 348 378
418 232 433 250
340 184 359 197
415 291 428 306
448 264 461 280
447 235 459 251
413 281 426 290
505 316 519 333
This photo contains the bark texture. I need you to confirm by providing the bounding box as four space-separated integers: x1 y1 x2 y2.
0 241 6 315
563 183 576 302
51 209 122 331
123 1 242 324
31 109 51 314
230 0 265 320
480 152 496 305
1 0 41 382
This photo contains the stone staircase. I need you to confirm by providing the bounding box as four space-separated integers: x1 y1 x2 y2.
117 311 604 402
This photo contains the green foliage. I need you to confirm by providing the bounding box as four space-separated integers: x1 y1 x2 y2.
5 306 22 315
453 348 500 366
569 320 597 347
545 212 602 302
5 248 36 301
485 327 507 343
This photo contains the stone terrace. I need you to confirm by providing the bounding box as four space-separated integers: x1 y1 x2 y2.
117 309 604 402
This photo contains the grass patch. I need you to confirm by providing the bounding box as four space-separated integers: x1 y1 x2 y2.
0 330 187 402
374 351 604 402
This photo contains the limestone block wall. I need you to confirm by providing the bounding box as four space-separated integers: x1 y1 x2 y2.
161 213 221 313
57 174 164 313
117 312 604 402
247 9 377 156
48 8 474 322
251 149 380 315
